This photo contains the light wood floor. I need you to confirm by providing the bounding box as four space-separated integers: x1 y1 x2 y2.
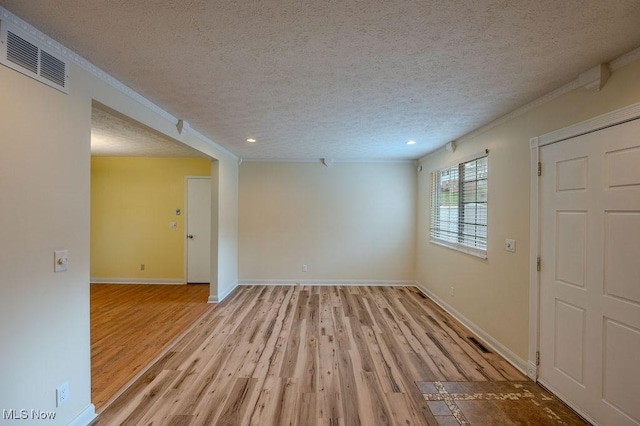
91 284 214 410
94 285 528 425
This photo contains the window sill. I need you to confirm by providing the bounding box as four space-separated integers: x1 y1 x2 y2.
429 239 488 259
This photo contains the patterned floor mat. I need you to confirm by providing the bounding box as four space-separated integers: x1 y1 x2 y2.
416 381 589 425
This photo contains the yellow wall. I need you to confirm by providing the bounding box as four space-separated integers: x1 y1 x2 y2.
416 58 640 367
91 157 211 281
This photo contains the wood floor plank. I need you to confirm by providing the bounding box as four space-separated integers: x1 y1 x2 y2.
363 288 439 382
90 283 214 411
236 287 298 424
362 324 402 393
393 293 485 380
216 377 259 426
362 371 393 425
248 288 300 424
317 288 343 424
405 287 526 381
95 286 543 426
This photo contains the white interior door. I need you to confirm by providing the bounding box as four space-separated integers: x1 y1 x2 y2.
186 177 211 284
539 118 640 425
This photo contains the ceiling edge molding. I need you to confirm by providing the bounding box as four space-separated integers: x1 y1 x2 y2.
456 78 582 142
0 6 237 161
187 127 239 160
242 158 415 164
610 46 640 71
418 45 640 164
417 79 581 163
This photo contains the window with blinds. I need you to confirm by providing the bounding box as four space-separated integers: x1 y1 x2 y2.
430 155 488 258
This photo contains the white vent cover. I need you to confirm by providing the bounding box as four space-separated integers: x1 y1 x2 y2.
0 20 69 93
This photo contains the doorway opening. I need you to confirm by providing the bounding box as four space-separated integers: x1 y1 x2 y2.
89 101 218 411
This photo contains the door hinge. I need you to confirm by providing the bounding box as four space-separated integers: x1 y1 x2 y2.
536 351 540 366
537 257 541 271
537 161 542 176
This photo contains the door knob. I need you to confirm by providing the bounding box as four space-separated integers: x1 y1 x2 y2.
187 234 194 239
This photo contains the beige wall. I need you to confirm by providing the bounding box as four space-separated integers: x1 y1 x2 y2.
416 58 640 366
0 26 239 425
0 63 92 425
216 157 240 300
2 6 639 423
239 162 416 282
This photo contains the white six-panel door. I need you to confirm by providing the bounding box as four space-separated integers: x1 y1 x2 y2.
539 118 640 425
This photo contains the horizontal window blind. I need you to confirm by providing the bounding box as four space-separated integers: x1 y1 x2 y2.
430 155 488 258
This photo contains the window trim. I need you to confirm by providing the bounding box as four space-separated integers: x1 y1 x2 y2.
429 152 488 259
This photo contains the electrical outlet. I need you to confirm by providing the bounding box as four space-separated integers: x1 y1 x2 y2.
56 382 69 407
450 286 455 297
302 264 308 273
140 264 145 271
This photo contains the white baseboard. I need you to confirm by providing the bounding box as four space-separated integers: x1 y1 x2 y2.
208 281 239 303
415 282 528 376
90 277 185 285
238 279 416 286
68 404 96 426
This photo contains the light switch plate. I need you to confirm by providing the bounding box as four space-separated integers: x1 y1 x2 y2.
169 221 177 229
505 239 516 253
54 250 69 272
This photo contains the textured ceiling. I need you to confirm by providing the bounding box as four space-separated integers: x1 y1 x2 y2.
2 1 640 160
91 105 206 157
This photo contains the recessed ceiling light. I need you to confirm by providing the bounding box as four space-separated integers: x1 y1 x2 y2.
246 138 257 143
407 140 417 145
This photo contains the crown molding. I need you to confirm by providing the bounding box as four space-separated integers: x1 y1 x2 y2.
0 6 237 161
188 127 239 160
241 158 415 164
418 79 581 163
418 46 640 163
610 46 640 71
4 5 638 165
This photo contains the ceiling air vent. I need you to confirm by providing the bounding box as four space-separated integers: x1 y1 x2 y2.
0 20 69 93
